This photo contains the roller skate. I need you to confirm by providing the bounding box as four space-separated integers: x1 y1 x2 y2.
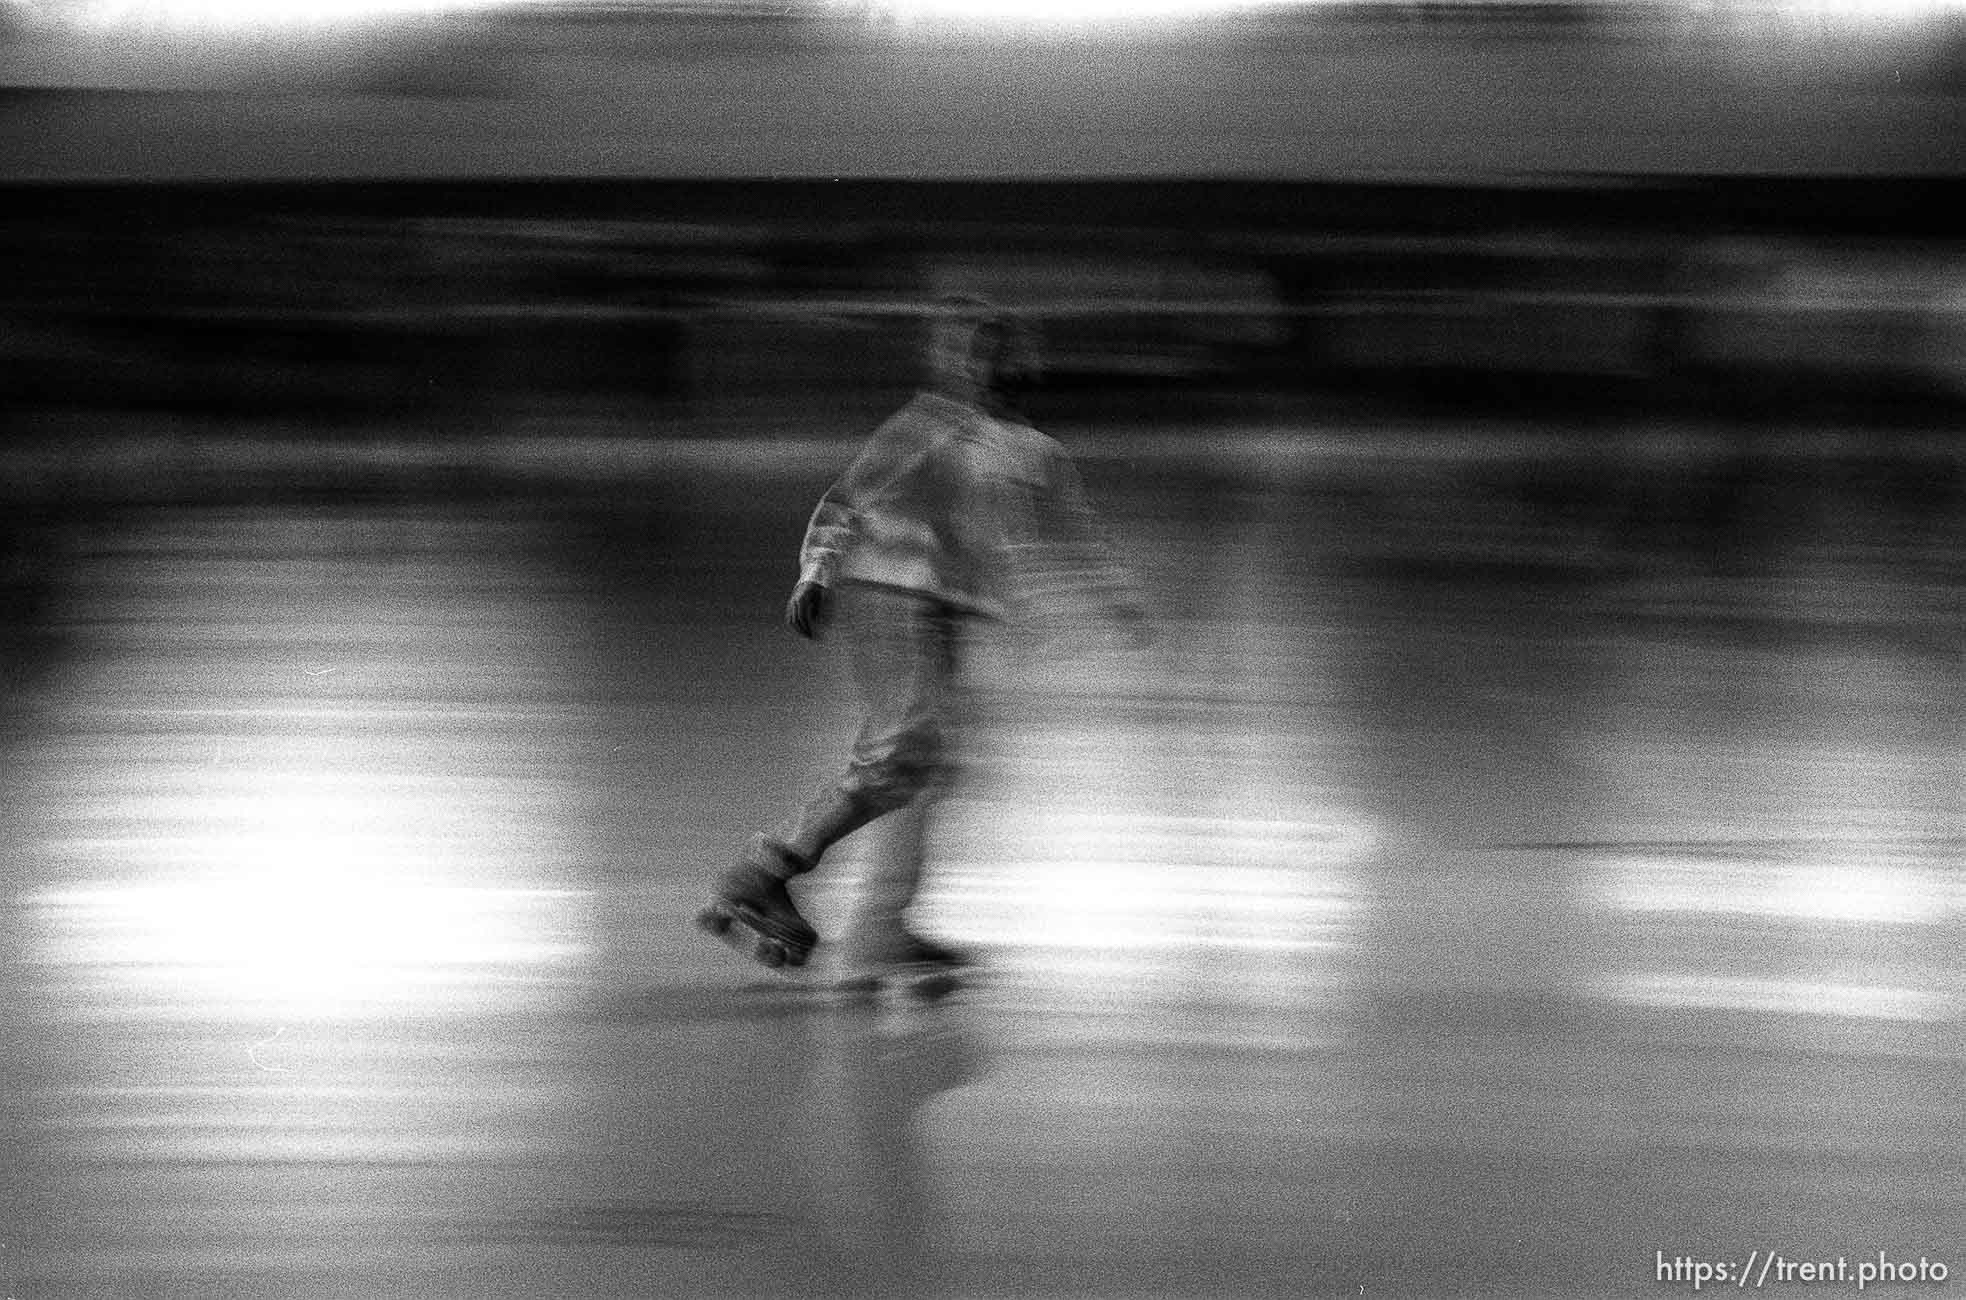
695 838 819 972
837 929 977 1003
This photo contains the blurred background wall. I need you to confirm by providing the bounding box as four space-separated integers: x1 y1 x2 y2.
2 176 1962 443
2 1 1963 178
3 2 1964 446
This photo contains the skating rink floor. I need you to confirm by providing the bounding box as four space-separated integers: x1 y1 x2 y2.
2 427 1960 1298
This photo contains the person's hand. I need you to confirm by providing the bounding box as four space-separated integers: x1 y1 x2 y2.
785 579 830 640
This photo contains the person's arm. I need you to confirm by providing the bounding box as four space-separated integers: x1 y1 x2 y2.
1039 446 1152 643
795 477 857 593
784 405 918 638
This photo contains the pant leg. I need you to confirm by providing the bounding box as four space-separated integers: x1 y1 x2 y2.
835 781 937 969
770 584 960 875
837 589 961 967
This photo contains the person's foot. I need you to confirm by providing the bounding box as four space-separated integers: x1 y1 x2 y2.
696 839 819 968
740 834 815 881
889 930 974 970
834 926 976 999
841 924 973 971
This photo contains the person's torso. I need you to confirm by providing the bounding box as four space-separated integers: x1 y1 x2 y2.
839 392 1058 614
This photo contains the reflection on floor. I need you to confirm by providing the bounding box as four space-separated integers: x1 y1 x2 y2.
4 445 1960 1298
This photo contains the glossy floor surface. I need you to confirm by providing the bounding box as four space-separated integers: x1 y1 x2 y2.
3 430 1960 1297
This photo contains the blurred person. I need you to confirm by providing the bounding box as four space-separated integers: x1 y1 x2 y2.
697 295 1148 993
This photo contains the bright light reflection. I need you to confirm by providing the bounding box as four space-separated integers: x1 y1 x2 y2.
34 879 583 1012
68 0 483 26
1597 852 1957 1021
861 0 1288 27
28 0 1966 37
866 0 1966 25
1602 855 1956 926
918 813 1366 959
1615 975 1950 1022
32 769 586 1016
1778 0 1964 14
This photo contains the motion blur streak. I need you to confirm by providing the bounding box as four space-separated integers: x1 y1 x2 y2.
5 433 1962 1298
1 36 1963 1286
3 0 1960 182
18 506 591 1018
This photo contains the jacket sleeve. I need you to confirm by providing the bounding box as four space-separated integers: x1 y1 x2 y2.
1034 444 1143 615
796 408 913 588
797 478 856 589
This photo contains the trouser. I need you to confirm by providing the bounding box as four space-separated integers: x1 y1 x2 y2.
769 582 965 961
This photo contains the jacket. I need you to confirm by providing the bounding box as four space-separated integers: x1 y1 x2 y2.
797 390 1137 623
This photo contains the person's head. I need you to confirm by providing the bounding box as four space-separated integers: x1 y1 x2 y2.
925 295 1037 407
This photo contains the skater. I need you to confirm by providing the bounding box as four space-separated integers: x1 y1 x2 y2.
699 294 1148 990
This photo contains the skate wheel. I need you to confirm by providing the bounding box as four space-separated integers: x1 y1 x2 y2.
784 945 810 969
696 908 732 937
911 971 962 1002
756 940 787 969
